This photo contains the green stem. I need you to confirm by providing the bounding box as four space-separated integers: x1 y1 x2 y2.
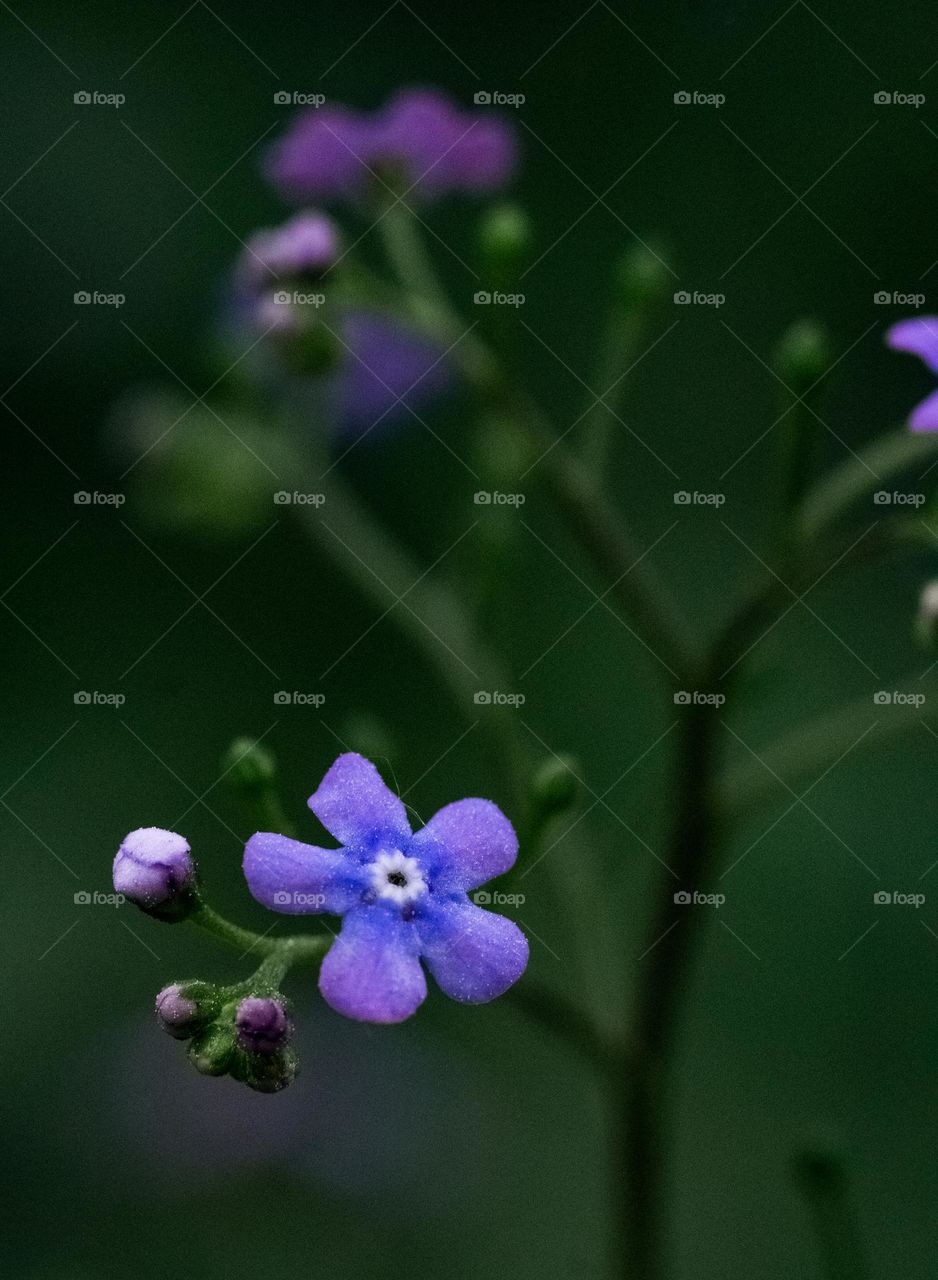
189 902 329 967
376 209 700 686
794 1150 869 1280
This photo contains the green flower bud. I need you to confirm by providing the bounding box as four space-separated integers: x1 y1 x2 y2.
530 754 580 822
773 319 832 396
245 1047 300 1094
188 1023 236 1077
616 241 672 312
222 737 277 793
915 581 938 649
478 203 533 282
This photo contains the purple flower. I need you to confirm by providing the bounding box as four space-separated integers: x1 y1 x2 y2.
235 996 291 1053
238 211 339 287
885 316 938 430
243 753 528 1024
266 87 516 206
113 827 196 920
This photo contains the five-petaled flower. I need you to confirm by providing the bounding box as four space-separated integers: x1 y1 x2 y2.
885 316 938 430
243 753 528 1023
265 86 516 206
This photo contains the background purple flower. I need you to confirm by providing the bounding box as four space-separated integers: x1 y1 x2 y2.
243 753 528 1024
265 87 516 205
885 316 938 430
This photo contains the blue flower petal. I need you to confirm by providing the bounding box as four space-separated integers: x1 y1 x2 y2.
411 798 518 891
909 387 938 432
886 316 938 375
417 896 528 1003
308 752 411 849
243 832 365 914
319 904 426 1023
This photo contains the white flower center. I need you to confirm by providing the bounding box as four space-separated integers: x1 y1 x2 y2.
368 850 427 906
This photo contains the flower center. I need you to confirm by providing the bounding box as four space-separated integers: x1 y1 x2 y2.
368 850 427 907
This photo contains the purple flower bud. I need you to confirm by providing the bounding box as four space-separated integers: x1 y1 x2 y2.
155 984 201 1040
236 996 291 1053
113 827 197 921
239 212 339 287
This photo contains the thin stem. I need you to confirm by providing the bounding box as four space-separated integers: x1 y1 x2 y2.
189 902 330 967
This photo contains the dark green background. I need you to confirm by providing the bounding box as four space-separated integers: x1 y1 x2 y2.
2 2 936 1276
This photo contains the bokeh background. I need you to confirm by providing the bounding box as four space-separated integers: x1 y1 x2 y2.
2 2 936 1276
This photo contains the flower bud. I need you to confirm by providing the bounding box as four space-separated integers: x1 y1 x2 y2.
772 319 832 397
915 580 938 649
221 737 277 794
530 754 580 822
113 827 197 921
244 1047 299 1094
616 241 671 312
478 202 532 282
235 995 291 1053
188 1024 236 1077
155 980 218 1039
240 212 339 286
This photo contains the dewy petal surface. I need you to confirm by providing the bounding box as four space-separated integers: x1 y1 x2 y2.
243 832 365 914
417 897 528 1003
319 905 426 1023
886 316 938 375
411 798 518 891
308 752 411 849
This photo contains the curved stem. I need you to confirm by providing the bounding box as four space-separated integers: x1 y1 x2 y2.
189 902 330 967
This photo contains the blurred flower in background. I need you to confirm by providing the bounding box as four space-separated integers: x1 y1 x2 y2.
265 86 517 205
885 316 938 430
